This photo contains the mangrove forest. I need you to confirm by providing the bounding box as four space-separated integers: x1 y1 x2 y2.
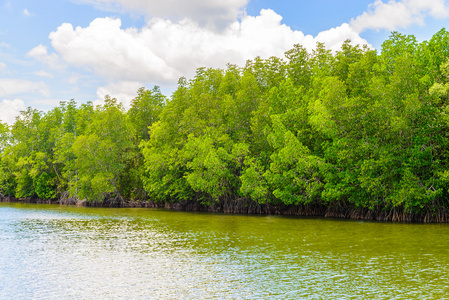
2 29 449 222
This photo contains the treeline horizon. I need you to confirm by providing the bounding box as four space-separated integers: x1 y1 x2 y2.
2 29 449 220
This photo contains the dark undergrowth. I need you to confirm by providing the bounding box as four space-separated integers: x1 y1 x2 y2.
2 194 448 223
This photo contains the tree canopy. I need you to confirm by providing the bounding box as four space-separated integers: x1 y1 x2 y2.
2 29 449 220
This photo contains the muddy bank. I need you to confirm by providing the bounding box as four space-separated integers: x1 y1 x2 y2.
1 194 448 223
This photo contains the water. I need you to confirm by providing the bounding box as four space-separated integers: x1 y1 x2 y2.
0 203 448 299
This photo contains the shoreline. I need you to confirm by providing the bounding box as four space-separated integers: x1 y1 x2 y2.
1 195 448 223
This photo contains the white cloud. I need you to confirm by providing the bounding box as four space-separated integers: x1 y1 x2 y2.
30 98 65 108
351 0 449 32
66 74 80 85
0 79 49 97
34 70 53 78
48 10 370 87
0 62 6 71
74 0 249 30
27 44 64 69
28 44 47 57
50 18 179 83
95 81 143 108
316 23 369 50
0 99 26 125
23 9 31 17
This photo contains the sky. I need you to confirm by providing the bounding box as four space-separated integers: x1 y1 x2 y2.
1 0 449 125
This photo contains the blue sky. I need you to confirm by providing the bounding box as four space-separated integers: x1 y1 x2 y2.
1 0 449 124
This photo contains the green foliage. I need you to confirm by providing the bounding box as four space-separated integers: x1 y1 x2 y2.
128 86 166 140
70 97 133 201
183 133 248 204
34 172 57 200
3 29 449 216
264 116 324 205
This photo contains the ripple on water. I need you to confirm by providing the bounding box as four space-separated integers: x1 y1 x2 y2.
0 204 448 299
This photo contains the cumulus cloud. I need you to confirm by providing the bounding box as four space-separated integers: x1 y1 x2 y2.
351 0 449 32
316 23 369 49
74 0 249 30
0 79 49 98
27 44 64 69
95 81 143 108
0 62 6 71
50 18 179 83
0 99 26 125
48 10 370 86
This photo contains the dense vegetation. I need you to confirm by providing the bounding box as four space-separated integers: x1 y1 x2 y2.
2 29 449 221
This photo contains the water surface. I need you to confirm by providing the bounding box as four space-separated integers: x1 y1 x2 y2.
0 203 448 299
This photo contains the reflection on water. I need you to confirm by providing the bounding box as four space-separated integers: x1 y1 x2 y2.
0 203 448 299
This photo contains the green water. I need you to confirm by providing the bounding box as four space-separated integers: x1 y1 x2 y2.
0 203 448 299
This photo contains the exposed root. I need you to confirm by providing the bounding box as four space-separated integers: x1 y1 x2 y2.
59 191 79 205
3 193 449 223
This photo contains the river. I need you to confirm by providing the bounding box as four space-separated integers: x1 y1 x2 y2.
0 203 448 299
